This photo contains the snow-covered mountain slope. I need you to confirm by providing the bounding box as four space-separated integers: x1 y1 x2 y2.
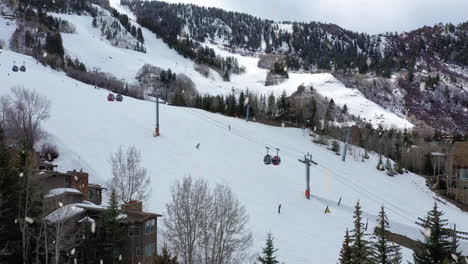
42 6 413 129
1 49 467 263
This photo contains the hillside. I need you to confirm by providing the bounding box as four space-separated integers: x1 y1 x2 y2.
27 7 411 130
123 0 468 133
1 48 468 263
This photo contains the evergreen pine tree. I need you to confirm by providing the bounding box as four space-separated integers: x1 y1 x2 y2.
238 91 245 117
371 207 402 264
257 233 279 264
0 128 23 263
154 247 179 264
339 229 352 264
413 203 460 264
350 201 372 264
377 154 385 171
98 189 125 264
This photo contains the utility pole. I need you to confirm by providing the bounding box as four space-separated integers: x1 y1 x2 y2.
298 153 318 199
155 94 160 136
245 97 250 122
165 83 169 104
149 91 160 137
342 128 351 162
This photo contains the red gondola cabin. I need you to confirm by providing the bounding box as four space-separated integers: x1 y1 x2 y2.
107 93 115 101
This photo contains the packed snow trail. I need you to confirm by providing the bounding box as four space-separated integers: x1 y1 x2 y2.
2 51 468 264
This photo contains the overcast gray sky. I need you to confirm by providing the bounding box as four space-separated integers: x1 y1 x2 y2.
163 0 468 34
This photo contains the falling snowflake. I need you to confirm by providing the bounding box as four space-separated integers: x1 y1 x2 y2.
100 260 103 264
25 217 34 224
19 172 24 177
420 82 426 91
70 248 76 256
244 35 249 43
58 202 63 207
451 254 458 261
119 255 122 261
74 176 78 181
91 221 96 234
423 227 431 238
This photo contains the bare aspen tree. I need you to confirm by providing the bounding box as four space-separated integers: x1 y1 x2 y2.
4 87 51 150
199 184 252 264
108 145 151 204
164 176 210 264
164 176 252 264
46 204 81 264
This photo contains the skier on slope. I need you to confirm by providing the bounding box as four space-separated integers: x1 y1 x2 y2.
195 143 200 149
278 204 281 214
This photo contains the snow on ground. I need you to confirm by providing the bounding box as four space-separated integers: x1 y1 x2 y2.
1 49 467 263
0 16 16 47
47 7 413 129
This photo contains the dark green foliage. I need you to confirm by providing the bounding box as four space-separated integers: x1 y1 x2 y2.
97 189 125 263
332 141 340 154
45 32 65 58
0 133 22 262
413 203 460 264
271 61 289 78
407 70 414 82
276 91 288 121
323 99 335 132
257 233 279 264
110 8 145 44
371 207 402 264
350 201 372 264
339 229 352 264
154 247 179 264
377 155 385 171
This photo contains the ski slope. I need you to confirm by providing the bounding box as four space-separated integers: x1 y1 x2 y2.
1 49 467 263
43 6 413 130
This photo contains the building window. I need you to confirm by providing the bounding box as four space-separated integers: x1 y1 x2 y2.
145 219 155 233
89 189 95 200
144 243 155 257
128 225 141 237
135 246 141 256
459 168 468 181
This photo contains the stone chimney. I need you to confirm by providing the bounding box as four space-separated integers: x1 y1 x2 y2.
121 200 143 213
68 170 89 200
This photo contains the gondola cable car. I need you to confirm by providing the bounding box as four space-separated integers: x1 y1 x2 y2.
272 148 281 166
12 61 18 72
116 94 123 102
20 62 26 72
264 147 272 165
107 93 115 101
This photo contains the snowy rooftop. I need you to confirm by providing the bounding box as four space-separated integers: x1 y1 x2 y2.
45 188 83 198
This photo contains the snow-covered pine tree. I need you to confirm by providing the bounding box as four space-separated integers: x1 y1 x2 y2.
377 154 385 171
371 206 402 264
386 159 395 176
257 233 279 264
413 202 460 264
350 201 372 264
339 229 352 264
